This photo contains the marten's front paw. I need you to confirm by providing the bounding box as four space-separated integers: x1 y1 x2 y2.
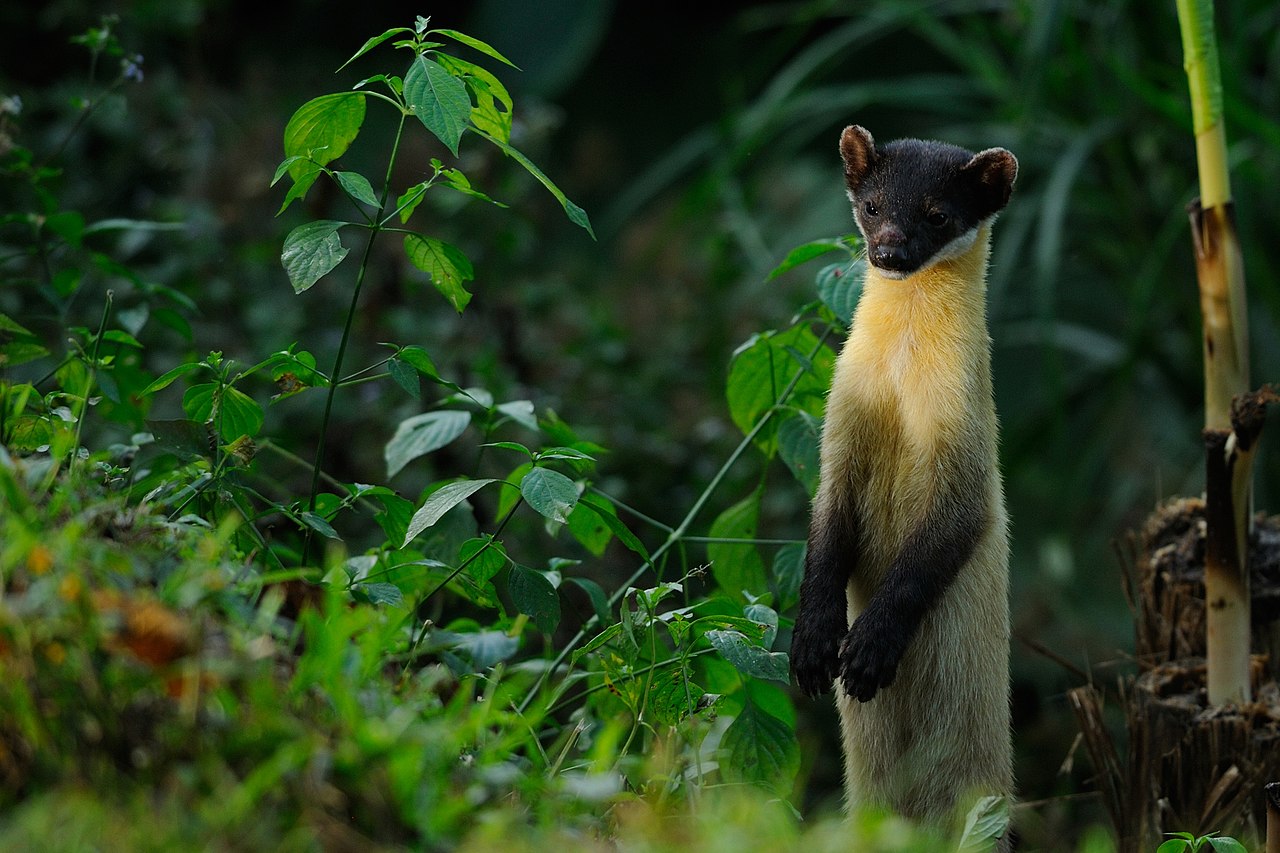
838 613 907 703
790 609 843 698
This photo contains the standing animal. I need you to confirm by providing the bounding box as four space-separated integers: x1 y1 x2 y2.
790 124 1017 841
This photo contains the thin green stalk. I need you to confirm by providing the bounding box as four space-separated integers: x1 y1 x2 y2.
302 113 409 564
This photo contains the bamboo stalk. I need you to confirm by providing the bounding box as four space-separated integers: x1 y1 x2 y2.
1176 0 1252 706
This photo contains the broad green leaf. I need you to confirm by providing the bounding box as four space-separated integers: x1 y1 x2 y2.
1155 843 1188 853
766 237 853 280
719 700 799 794
355 582 404 607
217 386 265 439
430 28 518 67
300 511 341 540
397 345 438 378
402 478 497 545
475 131 594 238
817 259 864 326
566 499 613 557
386 357 421 398
565 576 612 627
332 170 379 208
102 329 142 348
403 54 470 156
282 220 349 293
572 623 623 662
648 664 705 726
520 466 578 524
956 795 1011 853
403 233 474 312
707 493 767 601
726 324 834 455
337 26 413 71
497 461 532 520
384 409 471 478
374 493 414 545
280 92 366 208
270 155 310 186
1205 839 1248 853
442 630 518 670
180 383 263 439
436 54 512 143
772 542 805 613
578 492 649 561
777 410 821 496
496 399 536 431
743 603 779 647
705 629 789 683
508 564 560 633
459 537 507 583
0 314 50 368
397 182 428 223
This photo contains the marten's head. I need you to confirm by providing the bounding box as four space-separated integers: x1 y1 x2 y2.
839 125 1017 279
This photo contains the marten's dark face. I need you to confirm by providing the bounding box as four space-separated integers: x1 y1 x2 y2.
839 126 1017 279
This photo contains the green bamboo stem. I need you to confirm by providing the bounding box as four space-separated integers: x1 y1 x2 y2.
1177 0 1253 706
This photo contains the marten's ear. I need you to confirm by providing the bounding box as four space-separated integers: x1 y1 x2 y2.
961 147 1018 218
839 125 877 193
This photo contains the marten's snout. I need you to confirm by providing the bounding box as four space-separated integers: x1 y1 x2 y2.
867 225 915 273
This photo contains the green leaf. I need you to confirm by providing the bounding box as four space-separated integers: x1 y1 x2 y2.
816 259 863 326
520 467 578 524
1205 839 1248 853
337 26 413 71
300 511 341 540
430 28 518 67
384 409 472 478
744 603 779 647
403 54 470 156
397 345 438 378
766 237 852 280
777 410 821 496
726 324 834 455
180 383 263 439
496 399 536 431
956 796 1011 853
332 170 379 208
508 564 560 633
705 629 789 682
386 357 421 398
355 582 404 607
459 537 507 583
374 493 414 544
435 54 513 143
438 166 507 207
217 386 265 439
707 493 767 601
476 131 594 238
1155 842 1189 853
396 182 429 223
772 542 805 613
579 492 649 562
565 576 612 627
648 664 705 726
280 92 367 208
566 499 613 556
403 478 497 545
719 699 799 794
282 220 349 293
403 234 474 313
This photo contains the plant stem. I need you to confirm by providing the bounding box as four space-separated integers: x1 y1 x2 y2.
302 113 408 565
1177 0 1252 705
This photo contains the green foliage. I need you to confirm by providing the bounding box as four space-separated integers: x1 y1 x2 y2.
1156 832 1248 853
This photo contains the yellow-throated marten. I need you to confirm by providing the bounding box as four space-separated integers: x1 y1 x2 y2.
790 125 1016 840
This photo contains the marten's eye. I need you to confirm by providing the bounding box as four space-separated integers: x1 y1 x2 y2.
926 210 950 228
863 200 879 218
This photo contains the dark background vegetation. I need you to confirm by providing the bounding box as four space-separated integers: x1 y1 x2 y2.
3 0 1278 836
